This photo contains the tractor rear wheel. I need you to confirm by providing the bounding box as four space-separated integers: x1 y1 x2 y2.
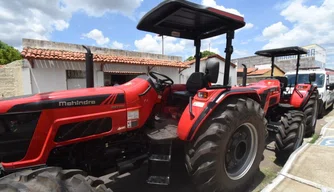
0 166 112 192
185 97 266 192
275 110 305 162
303 90 318 137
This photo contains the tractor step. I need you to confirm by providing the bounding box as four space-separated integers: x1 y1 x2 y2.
147 176 170 185
146 119 178 141
147 139 173 185
149 154 171 162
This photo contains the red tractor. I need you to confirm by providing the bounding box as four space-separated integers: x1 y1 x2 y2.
0 1 318 192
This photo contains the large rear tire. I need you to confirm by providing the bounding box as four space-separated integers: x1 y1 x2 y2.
185 97 266 192
275 110 305 162
303 90 318 137
0 167 112 192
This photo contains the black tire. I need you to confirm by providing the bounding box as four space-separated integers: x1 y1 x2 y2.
275 110 305 162
303 90 318 137
0 167 112 192
185 97 267 192
318 100 325 118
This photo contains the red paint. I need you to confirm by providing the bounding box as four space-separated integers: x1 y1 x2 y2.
0 77 158 170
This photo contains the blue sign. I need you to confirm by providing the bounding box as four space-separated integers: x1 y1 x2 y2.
320 138 334 146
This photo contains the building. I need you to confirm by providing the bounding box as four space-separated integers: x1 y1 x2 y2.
236 64 285 84
1 39 237 98
20 39 189 95
232 44 327 73
183 54 237 86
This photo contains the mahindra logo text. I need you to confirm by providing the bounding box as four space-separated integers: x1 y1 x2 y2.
59 100 96 107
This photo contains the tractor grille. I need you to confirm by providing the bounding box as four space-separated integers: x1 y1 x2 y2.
0 112 41 162
55 117 112 142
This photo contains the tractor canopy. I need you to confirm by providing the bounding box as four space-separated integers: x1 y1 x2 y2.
254 46 308 80
137 0 245 40
255 46 307 57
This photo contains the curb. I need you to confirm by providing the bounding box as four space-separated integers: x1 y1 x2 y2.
261 119 334 192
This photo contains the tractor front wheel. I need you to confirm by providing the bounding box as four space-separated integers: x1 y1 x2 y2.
0 167 112 192
275 110 305 162
185 97 266 192
303 90 318 137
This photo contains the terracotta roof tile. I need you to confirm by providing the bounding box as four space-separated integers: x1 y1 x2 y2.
104 71 146 75
248 69 271 76
237 67 257 73
21 47 189 68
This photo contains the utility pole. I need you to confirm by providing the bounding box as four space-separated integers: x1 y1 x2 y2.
162 35 164 55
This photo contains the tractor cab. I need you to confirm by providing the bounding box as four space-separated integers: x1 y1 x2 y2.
137 0 245 91
137 0 245 115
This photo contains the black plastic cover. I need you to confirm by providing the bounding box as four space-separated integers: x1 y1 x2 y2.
205 60 220 83
0 112 40 162
255 46 308 57
137 0 245 40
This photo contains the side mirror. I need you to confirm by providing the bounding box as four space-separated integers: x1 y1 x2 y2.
205 60 219 83
309 73 316 83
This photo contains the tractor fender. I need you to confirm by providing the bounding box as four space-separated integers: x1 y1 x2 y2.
290 85 318 109
177 88 261 141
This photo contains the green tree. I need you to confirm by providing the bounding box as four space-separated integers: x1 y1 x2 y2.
185 50 217 61
0 41 22 65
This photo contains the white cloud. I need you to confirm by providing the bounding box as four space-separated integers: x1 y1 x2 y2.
244 23 254 30
263 0 334 49
134 34 186 55
262 22 289 38
0 0 142 48
61 0 143 17
0 0 70 47
82 29 110 45
233 50 250 58
134 33 224 59
201 0 243 17
112 41 124 49
53 20 70 31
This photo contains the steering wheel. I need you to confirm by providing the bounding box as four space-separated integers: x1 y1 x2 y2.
149 71 174 88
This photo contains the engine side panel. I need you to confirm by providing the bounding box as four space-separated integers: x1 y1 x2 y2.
1 76 157 170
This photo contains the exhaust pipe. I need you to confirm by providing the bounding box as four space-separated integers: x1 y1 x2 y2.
242 64 247 86
83 45 94 88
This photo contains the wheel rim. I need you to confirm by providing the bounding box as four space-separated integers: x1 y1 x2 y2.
312 99 318 127
224 123 258 180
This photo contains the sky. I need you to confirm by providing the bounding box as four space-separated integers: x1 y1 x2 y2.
0 0 333 68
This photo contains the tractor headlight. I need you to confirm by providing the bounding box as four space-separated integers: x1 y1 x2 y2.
197 92 208 99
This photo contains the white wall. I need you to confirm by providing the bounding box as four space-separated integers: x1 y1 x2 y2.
22 68 32 95
28 60 104 94
180 57 237 86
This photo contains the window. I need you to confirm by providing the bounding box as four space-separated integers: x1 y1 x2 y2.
286 73 325 88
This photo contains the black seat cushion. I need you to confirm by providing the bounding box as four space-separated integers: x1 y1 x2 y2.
173 72 207 98
186 72 206 94
273 76 288 88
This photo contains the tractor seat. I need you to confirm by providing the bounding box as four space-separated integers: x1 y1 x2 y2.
173 72 207 98
273 76 288 89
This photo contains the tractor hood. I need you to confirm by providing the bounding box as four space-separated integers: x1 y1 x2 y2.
0 75 154 114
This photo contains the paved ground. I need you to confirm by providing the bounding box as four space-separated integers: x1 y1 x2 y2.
262 109 334 192
105 109 334 192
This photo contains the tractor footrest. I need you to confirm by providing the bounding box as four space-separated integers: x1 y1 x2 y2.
149 154 171 162
147 176 170 185
146 120 178 141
